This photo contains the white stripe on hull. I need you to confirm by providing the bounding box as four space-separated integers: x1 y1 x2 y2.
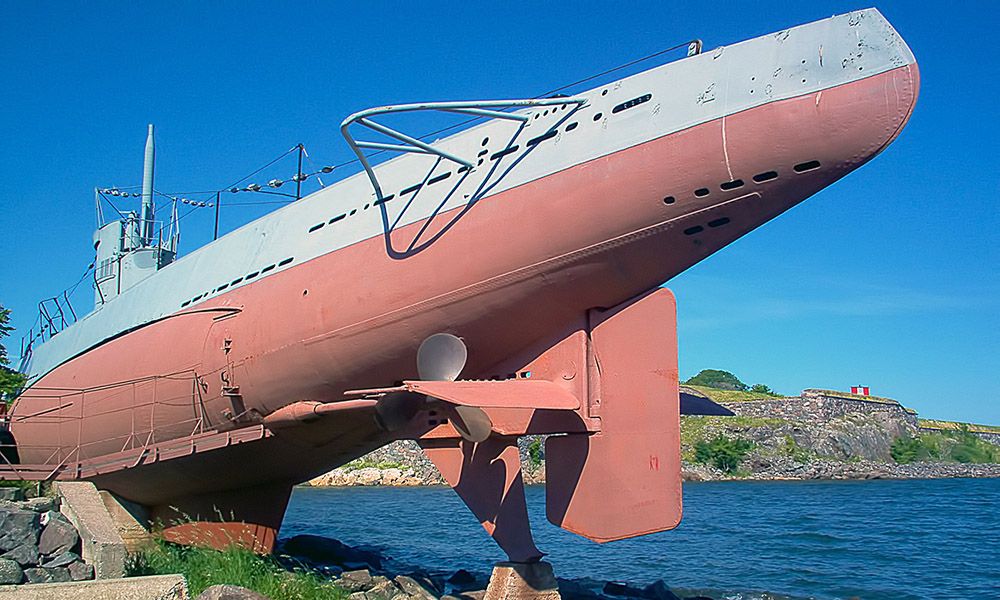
25 8 915 383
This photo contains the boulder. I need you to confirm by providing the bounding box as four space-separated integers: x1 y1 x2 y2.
38 515 80 555
196 584 272 600
24 496 58 513
41 550 80 568
281 535 382 569
0 558 24 584
641 580 681 600
365 578 402 600
0 487 25 502
22 566 71 583
338 568 374 592
0 509 40 551
67 560 95 581
46 566 73 582
1 542 39 567
395 574 438 600
448 569 480 590
603 582 645 598
355 468 382 486
557 578 601 599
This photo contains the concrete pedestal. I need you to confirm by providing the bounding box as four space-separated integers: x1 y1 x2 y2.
484 562 560 600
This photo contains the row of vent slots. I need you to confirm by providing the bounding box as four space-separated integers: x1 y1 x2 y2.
180 256 295 308
307 92 656 236
662 160 821 206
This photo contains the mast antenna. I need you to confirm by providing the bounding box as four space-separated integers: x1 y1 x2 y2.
139 124 155 246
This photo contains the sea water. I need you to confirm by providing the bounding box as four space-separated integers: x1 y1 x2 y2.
280 478 1000 600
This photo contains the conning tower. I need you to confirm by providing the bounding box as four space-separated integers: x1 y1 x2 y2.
93 124 177 307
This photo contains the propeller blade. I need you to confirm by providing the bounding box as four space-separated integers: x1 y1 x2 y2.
417 333 467 381
375 391 425 431
449 405 493 443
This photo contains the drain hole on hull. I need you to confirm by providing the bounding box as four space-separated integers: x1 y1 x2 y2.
373 195 394 206
708 217 730 228
694 188 710 197
593 112 603 121
612 93 652 114
490 145 519 161
428 172 451 185
663 196 676 205
793 160 821 173
684 226 704 235
308 223 324 233
329 214 346 224
720 179 744 191
527 130 558 146
401 183 422 195
278 257 293 267
566 122 578 132
753 170 779 183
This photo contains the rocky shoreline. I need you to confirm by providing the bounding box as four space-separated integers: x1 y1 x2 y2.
276 533 796 600
306 440 1000 488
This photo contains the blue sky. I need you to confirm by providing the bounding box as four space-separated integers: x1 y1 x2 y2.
1 2 996 423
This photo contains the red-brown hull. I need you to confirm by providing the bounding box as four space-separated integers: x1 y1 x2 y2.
11 63 918 515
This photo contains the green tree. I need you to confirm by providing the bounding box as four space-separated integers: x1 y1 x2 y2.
694 435 753 473
0 306 27 403
750 383 778 396
685 369 748 391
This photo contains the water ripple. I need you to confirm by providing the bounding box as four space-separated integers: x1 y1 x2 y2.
282 478 1000 599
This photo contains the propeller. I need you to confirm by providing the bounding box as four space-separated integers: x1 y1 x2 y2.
374 333 493 443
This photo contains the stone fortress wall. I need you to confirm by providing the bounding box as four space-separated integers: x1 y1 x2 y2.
707 386 1000 446
711 388 919 427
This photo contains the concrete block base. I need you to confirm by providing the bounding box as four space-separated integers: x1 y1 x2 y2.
484 562 560 600
0 574 187 599
52 482 127 579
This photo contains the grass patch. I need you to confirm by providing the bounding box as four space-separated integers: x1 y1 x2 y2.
341 459 404 472
683 385 784 403
0 479 37 493
127 540 347 600
919 419 1000 435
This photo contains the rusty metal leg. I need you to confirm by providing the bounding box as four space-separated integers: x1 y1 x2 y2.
151 480 292 553
420 436 542 563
